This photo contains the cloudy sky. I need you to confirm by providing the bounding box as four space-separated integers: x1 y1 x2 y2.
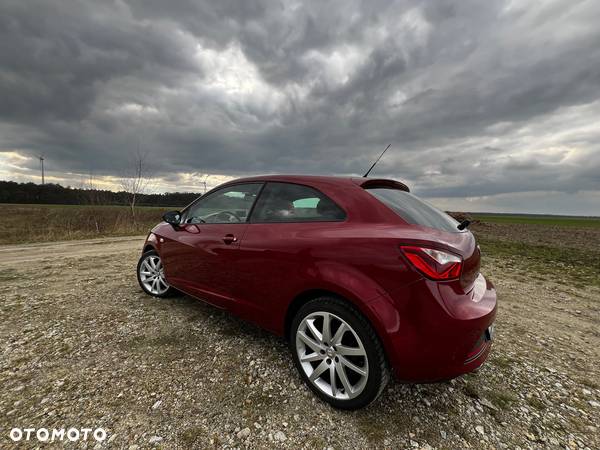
1 0 599 215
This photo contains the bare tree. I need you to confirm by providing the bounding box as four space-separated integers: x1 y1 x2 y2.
80 170 98 204
119 148 150 224
83 171 101 233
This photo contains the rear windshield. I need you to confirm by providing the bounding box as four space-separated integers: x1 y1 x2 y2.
366 188 461 232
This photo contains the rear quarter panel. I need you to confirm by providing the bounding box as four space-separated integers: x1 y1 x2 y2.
231 222 422 335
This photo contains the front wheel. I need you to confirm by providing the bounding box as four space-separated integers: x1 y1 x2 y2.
137 250 176 297
290 297 389 409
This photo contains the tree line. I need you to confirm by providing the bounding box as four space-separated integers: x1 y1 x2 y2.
0 180 201 207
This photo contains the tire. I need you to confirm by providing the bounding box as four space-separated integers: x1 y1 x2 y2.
290 296 389 409
137 250 176 298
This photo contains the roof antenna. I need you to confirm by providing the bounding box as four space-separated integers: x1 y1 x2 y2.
363 144 391 177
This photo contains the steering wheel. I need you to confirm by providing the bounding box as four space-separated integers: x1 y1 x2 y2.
214 210 242 223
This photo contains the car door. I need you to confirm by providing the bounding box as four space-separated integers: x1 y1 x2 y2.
161 182 263 308
231 182 347 331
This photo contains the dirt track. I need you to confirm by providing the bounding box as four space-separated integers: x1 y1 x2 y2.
0 235 145 266
0 236 599 449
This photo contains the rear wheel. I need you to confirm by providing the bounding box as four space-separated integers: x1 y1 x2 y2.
290 296 389 409
137 250 175 297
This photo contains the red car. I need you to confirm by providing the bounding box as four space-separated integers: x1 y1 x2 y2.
137 175 496 409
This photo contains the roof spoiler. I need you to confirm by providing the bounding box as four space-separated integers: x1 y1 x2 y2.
353 178 410 192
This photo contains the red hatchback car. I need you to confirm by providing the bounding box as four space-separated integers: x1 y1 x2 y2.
137 175 496 409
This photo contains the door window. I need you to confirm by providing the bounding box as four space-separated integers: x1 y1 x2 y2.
250 182 346 222
185 183 262 224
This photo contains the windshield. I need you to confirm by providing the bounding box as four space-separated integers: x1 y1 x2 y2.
366 188 461 232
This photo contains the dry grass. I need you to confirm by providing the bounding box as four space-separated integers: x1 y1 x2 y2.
0 203 169 245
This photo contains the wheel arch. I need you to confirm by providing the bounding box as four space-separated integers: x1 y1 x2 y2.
142 231 161 255
284 287 401 375
284 288 389 354
284 289 344 341
142 244 156 253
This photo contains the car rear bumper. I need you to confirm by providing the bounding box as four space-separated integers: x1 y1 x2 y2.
379 273 497 382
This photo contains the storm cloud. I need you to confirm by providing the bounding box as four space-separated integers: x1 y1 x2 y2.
1 0 599 214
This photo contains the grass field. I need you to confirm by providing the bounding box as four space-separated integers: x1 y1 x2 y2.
475 234 600 288
2 204 599 289
469 213 600 288
1 203 599 249
0 203 170 245
471 213 600 227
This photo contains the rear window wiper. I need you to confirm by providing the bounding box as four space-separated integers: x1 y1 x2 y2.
457 220 471 231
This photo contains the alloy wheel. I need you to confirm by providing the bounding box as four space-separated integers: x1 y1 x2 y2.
295 311 369 400
139 254 170 295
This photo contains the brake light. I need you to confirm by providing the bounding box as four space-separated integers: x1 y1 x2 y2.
401 246 462 280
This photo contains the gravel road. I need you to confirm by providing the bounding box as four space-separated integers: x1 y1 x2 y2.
0 235 145 266
1 236 599 449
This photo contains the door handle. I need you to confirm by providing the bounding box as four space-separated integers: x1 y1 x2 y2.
222 234 237 245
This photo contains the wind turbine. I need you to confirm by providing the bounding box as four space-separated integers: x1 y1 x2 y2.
39 155 45 184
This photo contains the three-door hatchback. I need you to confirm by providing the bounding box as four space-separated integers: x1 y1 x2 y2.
137 175 497 409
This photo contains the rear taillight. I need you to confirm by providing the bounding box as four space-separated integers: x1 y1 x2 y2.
400 246 462 280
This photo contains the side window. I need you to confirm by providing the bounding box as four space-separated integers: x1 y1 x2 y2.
365 188 459 232
185 183 262 224
251 182 346 223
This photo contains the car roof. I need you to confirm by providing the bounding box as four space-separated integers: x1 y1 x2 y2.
222 175 410 192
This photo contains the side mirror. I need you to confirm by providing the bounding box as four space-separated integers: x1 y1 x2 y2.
163 210 182 227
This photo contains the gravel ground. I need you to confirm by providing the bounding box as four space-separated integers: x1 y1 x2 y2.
0 236 599 449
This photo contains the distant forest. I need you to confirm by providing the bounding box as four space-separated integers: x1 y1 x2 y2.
0 180 202 207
